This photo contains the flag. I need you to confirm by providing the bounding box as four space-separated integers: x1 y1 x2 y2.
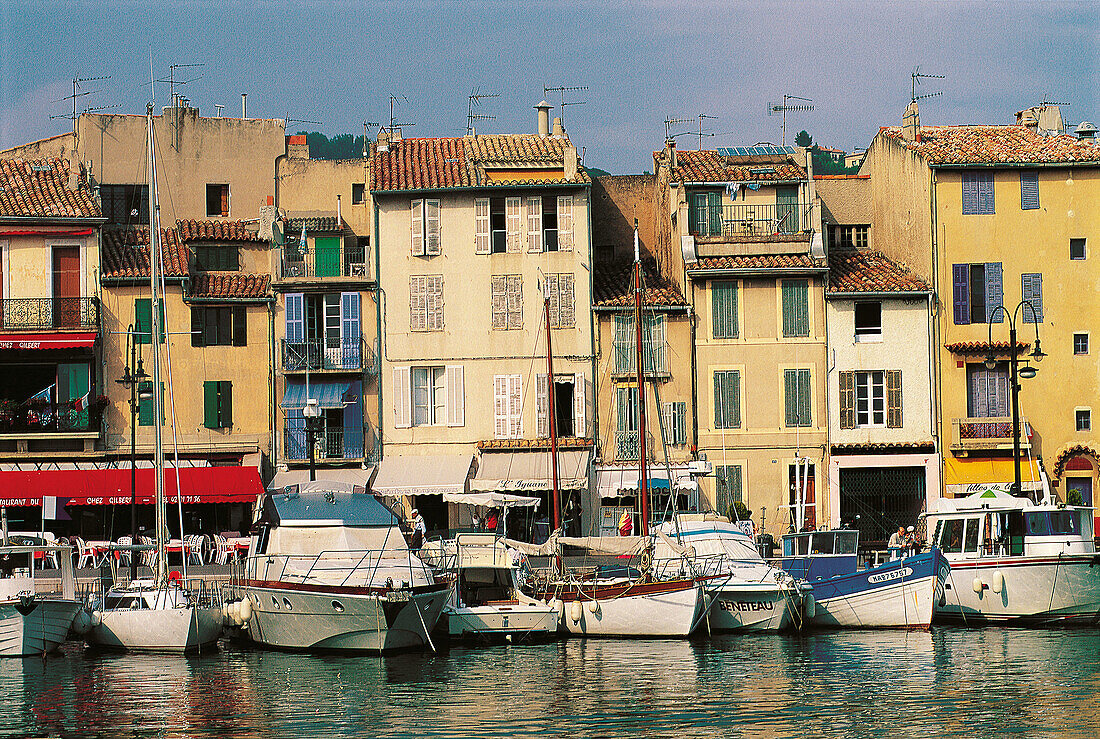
74 391 90 411
26 384 54 404
299 223 307 254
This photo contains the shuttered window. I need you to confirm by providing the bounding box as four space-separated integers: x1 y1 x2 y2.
962 171 995 215
689 191 722 236
784 369 812 427
191 306 246 347
854 371 885 426
134 298 165 344
967 364 1009 418
1022 273 1043 323
663 401 688 445
886 370 903 428
546 273 575 328
138 381 164 427
715 465 743 516
839 371 856 429
410 275 443 331
493 375 523 439
781 279 810 337
1020 171 1039 210
526 196 543 252
952 263 1003 324
713 370 741 429
491 275 523 330
505 197 522 253
556 195 574 251
474 198 491 254
711 280 738 339
612 314 666 374
203 380 232 429
411 199 441 256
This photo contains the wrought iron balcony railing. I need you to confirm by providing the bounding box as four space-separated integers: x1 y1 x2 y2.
951 417 1032 452
279 243 369 280
0 297 99 331
690 204 809 238
283 425 366 461
281 337 375 373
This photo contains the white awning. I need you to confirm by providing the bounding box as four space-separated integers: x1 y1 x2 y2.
268 467 375 491
595 465 698 498
469 451 590 493
371 454 474 497
444 491 541 508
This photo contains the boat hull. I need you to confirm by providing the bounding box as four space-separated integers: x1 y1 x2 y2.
704 581 798 632
936 554 1100 626
0 599 81 657
444 603 560 641
806 550 947 629
240 581 449 652
537 580 702 637
86 606 223 652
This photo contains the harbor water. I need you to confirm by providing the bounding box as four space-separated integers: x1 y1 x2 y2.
3 628 1099 738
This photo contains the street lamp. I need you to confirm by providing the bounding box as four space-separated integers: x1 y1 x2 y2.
984 301 1046 500
303 398 323 482
115 326 151 581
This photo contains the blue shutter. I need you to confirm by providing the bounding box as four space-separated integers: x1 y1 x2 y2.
1020 171 1039 210
962 173 978 215
952 264 970 325
985 262 1003 323
343 379 364 458
1022 273 1043 323
286 293 304 342
341 292 361 369
978 172 995 214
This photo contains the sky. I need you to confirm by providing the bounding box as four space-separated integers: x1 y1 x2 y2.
1 0 1096 174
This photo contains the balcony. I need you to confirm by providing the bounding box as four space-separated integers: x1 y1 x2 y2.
0 297 98 331
283 425 373 463
691 204 810 240
0 405 102 455
951 417 1033 454
614 431 658 461
281 338 375 374
278 242 370 281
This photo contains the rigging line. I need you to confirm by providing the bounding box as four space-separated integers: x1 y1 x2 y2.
160 220 187 580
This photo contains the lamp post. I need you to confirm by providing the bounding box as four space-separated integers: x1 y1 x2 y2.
115 326 150 581
984 301 1046 499
303 398 323 482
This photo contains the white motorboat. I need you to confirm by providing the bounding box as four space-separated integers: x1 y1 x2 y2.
0 544 81 656
924 490 1100 626
421 532 559 642
235 481 450 653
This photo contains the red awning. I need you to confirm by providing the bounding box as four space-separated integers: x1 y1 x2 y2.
0 332 96 350
0 466 263 507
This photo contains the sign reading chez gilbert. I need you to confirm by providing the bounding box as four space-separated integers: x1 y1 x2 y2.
0 340 43 350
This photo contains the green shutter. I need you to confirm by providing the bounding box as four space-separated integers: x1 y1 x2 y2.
138 381 163 426
613 315 633 374
707 192 722 236
135 299 151 345
191 308 205 347
233 307 247 346
219 381 233 427
203 381 219 428
713 370 741 429
712 281 738 339
782 280 809 337
730 465 743 503
315 237 342 277
798 369 811 426
784 370 797 426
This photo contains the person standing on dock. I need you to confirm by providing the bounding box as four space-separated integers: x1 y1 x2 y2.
410 509 426 549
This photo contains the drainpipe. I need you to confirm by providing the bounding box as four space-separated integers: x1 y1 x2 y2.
586 188 598 537
373 197 384 462
269 298 277 472
929 168 943 502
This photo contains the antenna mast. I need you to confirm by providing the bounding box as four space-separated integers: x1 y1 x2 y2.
664 116 693 141
51 76 110 136
767 95 814 146
385 94 416 139
696 113 717 150
543 84 588 130
910 67 945 103
466 87 499 135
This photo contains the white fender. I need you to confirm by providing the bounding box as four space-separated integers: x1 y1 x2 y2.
588 599 601 615
972 577 985 594
569 599 583 624
90 610 102 627
992 570 1004 594
239 597 253 623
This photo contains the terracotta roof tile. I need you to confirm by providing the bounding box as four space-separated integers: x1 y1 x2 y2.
188 273 271 301
101 226 187 279
880 125 1100 165
285 215 342 233
593 258 688 308
176 219 263 243
663 149 806 183
944 341 1029 354
688 253 826 272
373 138 470 190
0 158 100 219
827 249 930 294
832 441 936 453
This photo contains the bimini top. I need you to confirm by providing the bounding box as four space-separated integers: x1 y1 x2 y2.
260 482 398 528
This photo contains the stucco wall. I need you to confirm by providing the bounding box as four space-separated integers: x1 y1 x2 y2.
591 175 656 263
865 135 933 280
816 176 872 232
0 231 98 301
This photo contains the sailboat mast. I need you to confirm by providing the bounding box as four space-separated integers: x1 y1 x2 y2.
146 104 167 584
544 296 561 532
633 221 650 532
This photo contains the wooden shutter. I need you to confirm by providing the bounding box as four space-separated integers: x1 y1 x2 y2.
220 186 229 217
712 280 738 338
573 372 586 438
689 193 704 234
707 192 722 236
674 402 687 444
962 172 978 215
1022 273 1043 323
427 275 444 331
782 280 809 337
410 199 424 255
839 371 856 429
952 265 970 325
977 172 995 214
505 197 522 253
219 381 232 427
233 307 247 347
799 370 811 426
1020 171 1039 210
445 365 464 426
425 199 441 255
203 381 218 428
784 370 798 427
536 373 549 437
494 375 509 438
191 308 205 347
557 274 575 328
527 196 543 252
285 293 305 343
545 274 559 326
557 195 574 251
646 315 666 374
613 315 632 374
507 275 523 329
135 298 152 345
985 262 1003 323
475 198 491 254
714 371 740 429
490 276 507 329
393 367 411 429
508 375 523 438
410 276 426 331
886 370 903 428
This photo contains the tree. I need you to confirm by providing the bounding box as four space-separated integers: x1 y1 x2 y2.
794 130 813 147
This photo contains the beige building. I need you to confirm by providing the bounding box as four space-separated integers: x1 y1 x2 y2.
369 113 593 536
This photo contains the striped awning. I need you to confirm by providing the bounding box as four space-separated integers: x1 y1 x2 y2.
280 380 354 409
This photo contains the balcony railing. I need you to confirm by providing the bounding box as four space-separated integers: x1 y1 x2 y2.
281 338 375 373
0 405 100 433
691 204 808 238
279 242 369 280
951 417 1032 452
0 297 98 331
615 431 659 461
284 425 366 462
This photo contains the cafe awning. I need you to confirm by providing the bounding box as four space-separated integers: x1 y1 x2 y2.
595 464 698 498
0 464 263 507
268 467 376 491
444 491 541 508
469 451 590 493
371 454 473 497
943 457 1043 496
0 332 96 350
280 380 354 409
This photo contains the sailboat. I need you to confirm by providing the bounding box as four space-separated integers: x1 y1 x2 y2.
83 104 223 652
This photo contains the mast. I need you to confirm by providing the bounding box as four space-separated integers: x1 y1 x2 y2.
146 104 168 585
544 296 561 532
633 221 650 533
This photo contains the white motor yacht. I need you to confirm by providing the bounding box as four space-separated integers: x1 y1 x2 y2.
0 543 81 656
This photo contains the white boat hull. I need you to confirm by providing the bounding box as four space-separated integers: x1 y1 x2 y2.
705 582 798 632
813 572 940 629
0 599 81 657
445 603 559 639
938 554 1100 626
549 580 703 637
86 606 223 652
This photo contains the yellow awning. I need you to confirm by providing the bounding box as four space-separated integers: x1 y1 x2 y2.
944 457 1042 495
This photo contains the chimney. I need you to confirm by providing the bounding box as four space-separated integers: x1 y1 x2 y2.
902 101 921 142
1075 121 1098 140
665 138 677 170
564 145 577 180
377 127 390 152
65 159 80 190
535 100 552 137
241 93 248 119
1017 107 1039 132
286 135 309 159
552 117 564 137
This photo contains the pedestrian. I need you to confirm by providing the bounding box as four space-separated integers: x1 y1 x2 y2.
485 508 499 533
410 509 426 549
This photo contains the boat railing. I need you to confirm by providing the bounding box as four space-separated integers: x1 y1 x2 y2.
256 548 435 588
76 577 226 609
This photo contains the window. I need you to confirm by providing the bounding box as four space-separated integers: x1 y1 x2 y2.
351 183 365 205
715 465 743 516
962 171 994 215
100 184 149 225
1077 409 1092 432
203 380 232 428
134 298 165 344
662 401 688 445
545 274 575 328
137 381 164 426
711 280 738 339
478 195 571 254
412 366 446 426
1021 273 1043 323
410 199 441 256
951 262 1003 325
854 301 881 340
713 370 741 429
488 197 522 254
612 314 667 375
784 369 812 427
1070 238 1086 260
967 363 1009 418
206 184 229 217
392 365 463 428
194 245 240 272
191 306 246 347
493 375 523 439
788 463 816 530
410 275 443 331
1074 333 1089 355
829 225 868 250
854 371 885 426
689 191 722 236
539 373 583 439
839 370 901 429
1019 171 1039 210
491 275 523 330
781 279 810 337
615 385 639 458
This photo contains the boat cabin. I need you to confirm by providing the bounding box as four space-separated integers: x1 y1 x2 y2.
452 533 520 607
778 530 859 581
925 505 1095 560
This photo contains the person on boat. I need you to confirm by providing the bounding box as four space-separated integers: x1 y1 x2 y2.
905 526 920 554
410 509 426 549
888 526 906 559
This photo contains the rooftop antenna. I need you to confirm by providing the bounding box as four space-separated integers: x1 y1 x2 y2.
543 84 588 130
386 94 416 139
767 94 814 146
51 76 110 136
155 63 204 150
285 115 324 130
910 67 945 103
664 116 693 141
466 87 499 135
696 113 718 150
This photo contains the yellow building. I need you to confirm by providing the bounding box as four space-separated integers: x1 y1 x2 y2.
863 114 1100 507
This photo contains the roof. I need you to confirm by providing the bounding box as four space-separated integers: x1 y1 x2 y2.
832 441 936 454
827 249 930 294
371 135 588 192
177 219 264 243
188 273 271 301
944 341 1030 354
593 258 688 309
879 125 1100 166
0 158 101 219
688 253 826 273
663 149 806 184
101 226 188 279
285 215 342 233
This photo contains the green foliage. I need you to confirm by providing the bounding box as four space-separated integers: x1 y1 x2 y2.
727 501 753 521
1067 489 1084 506
794 130 813 147
586 167 612 178
296 131 369 160
810 145 862 176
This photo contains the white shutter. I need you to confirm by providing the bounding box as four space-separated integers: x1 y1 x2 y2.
393 367 412 429
411 199 424 256
493 375 509 439
559 274 575 328
446 365 464 426
545 274 559 327
536 373 549 437
475 198 491 254
557 195 574 251
662 402 674 444
526 196 543 252
508 375 523 438
505 196 522 253
425 199 441 255
573 372 586 438
427 275 444 331
410 276 426 331
491 276 507 329
507 275 522 329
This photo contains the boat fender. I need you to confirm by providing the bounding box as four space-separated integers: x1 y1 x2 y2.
569 600 583 624
225 602 240 626
991 571 1004 594
239 597 253 623
804 594 815 620
72 609 93 635
90 610 103 627
972 577 986 594
588 599 601 615
550 598 563 617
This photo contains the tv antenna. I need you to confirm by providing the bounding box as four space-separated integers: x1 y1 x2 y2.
385 94 416 137
767 94 814 146
156 63 205 108
664 117 693 141
285 115 323 130
363 121 380 155
695 114 718 149
466 87 499 135
544 84 588 130
910 68 945 103
51 76 110 135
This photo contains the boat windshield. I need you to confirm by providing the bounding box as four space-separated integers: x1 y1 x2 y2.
1029 510 1083 536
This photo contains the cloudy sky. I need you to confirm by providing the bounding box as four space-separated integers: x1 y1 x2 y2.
1 0 1096 173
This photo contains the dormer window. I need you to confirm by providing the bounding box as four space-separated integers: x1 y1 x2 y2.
194 245 239 271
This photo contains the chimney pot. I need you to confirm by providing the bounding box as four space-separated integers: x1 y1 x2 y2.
535 101 552 137
902 101 921 142
552 117 564 137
